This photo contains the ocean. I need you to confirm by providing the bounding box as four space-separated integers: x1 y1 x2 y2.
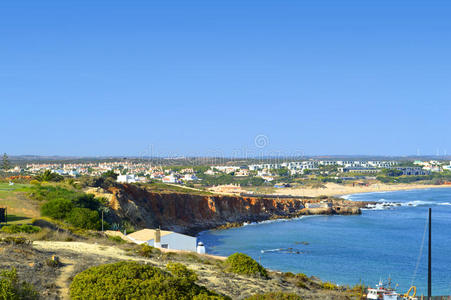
198 187 451 296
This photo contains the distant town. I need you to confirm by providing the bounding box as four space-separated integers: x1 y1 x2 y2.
2 155 451 194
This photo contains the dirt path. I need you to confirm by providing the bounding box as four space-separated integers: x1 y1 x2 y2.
33 241 137 261
55 258 75 300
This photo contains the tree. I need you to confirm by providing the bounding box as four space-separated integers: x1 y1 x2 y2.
381 168 403 177
101 170 118 180
275 168 289 177
1 153 10 170
35 170 64 182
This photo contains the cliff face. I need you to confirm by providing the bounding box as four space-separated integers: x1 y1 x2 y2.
105 184 305 234
99 184 366 235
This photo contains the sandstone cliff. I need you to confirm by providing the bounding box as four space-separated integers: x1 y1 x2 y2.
90 184 368 235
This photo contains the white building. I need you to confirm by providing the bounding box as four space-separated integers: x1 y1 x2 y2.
183 174 199 181
117 174 137 183
319 160 338 166
126 228 198 252
162 174 180 184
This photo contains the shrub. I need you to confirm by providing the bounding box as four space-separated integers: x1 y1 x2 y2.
108 235 126 244
322 281 338 290
166 262 198 282
224 253 268 278
66 207 101 230
0 224 41 234
295 273 308 282
41 198 74 219
137 244 161 258
0 267 38 299
245 292 302 300
70 261 227 299
0 237 30 245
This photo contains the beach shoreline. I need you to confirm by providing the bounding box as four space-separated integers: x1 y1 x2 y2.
271 182 451 198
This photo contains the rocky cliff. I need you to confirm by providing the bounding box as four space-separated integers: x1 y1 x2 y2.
89 184 369 235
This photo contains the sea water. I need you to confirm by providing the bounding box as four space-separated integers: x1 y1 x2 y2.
198 188 451 296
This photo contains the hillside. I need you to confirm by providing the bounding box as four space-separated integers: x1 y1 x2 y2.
0 236 360 299
87 183 368 235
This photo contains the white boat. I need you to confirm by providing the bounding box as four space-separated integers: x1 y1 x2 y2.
366 279 417 300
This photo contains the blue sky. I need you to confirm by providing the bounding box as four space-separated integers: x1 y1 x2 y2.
1 1 450 157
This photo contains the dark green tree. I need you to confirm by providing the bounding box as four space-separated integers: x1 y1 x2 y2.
35 170 64 182
1 153 10 170
381 168 403 177
101 170 118 180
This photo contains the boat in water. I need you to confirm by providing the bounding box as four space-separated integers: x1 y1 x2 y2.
366 279 417 300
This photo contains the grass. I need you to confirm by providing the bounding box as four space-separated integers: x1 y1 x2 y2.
0 183 39 225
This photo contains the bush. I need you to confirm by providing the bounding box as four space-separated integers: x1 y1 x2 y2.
41 198 74 219
137 244 161 258
66 207 101 230
0 224 41 234
0 267 38 299
322 281 338 290
70 261 227 299
35 185 109 230
167 262 198 282
0 237 30 245
245 292 302 300
224 253 268 278
108 235 126 244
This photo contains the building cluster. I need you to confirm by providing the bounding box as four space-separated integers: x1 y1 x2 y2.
4 159 451 186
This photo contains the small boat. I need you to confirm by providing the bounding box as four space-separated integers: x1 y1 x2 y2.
366 279 417 300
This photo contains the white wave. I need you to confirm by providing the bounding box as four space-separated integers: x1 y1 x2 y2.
364 202 401 210
396 200 451 207
401 200 435 207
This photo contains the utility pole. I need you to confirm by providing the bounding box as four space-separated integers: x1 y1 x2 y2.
428 208 431 300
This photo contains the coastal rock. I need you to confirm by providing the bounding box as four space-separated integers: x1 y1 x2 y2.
104 184 366 234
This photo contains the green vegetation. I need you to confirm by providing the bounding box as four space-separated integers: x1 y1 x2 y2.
322 281 339 290
137 244 162 258
224 253 268 278
34 170 64 182
1 153 11 171
108 235 126 244
0 224 41 234
245 292 302 300
101 170 118 180
0 267 38 299
376 173 451 184
166 262 198 282
69 261 227 299
381 168 403 177
29 184 109 230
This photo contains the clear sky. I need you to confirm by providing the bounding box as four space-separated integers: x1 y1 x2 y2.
1 1 450 157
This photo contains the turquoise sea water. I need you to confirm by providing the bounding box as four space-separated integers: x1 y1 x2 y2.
198 188 451 296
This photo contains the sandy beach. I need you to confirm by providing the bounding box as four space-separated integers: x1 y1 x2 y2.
272 182 451 198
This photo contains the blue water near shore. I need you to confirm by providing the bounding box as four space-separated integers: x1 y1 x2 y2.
198 188 451 296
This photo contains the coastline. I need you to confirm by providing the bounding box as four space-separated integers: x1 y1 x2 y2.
271 182 451 198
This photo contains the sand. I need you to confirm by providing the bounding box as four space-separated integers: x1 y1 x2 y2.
272 182 451 198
